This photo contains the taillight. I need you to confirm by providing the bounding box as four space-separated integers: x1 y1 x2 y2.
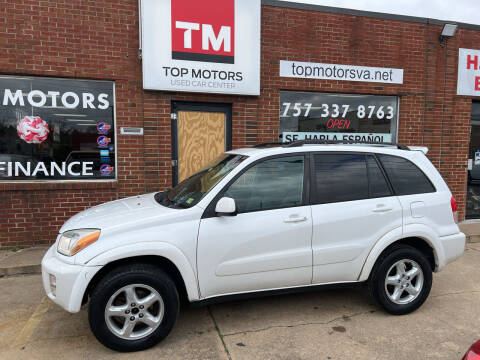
451 195 458 224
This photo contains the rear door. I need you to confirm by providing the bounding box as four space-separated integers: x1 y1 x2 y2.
310 152 403 284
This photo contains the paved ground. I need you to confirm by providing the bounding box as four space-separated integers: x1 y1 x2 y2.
1 245 480 360
0 247 45 277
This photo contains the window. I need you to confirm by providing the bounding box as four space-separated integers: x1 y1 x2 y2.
223 156 304 213
0 75 115 180
313 153 368 204
367 155 392 198
279 91 398 144
156 154 247 209
378 154 435 195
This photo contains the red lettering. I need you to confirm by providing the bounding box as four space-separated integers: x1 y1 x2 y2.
327 118 351 129
475 76 480 91
467 55 479 70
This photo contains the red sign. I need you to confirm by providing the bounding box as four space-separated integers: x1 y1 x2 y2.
171 0 235 64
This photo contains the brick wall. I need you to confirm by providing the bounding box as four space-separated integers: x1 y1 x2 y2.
0 0 479 246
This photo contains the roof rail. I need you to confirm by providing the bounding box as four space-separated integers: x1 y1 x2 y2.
283 139 410 150
252 142 286 148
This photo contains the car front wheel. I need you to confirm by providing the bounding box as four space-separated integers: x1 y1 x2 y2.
369 245 433 315
89 264 179 352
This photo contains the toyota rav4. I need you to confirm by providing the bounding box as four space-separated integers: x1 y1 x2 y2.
41 141 466 352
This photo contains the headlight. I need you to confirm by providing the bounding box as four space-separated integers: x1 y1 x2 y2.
57 229 101 256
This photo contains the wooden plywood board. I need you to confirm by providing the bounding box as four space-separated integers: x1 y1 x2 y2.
177 110 225 182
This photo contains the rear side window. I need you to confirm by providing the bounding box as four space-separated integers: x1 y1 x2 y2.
367 155 392 198
378 154 435 195
313 153 368 204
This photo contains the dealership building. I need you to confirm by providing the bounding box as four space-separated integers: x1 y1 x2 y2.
1 0 480 247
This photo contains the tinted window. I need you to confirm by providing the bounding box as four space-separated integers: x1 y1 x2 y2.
367 155 392 198
378 154 435 195
224 156 304 213
313 153 368 204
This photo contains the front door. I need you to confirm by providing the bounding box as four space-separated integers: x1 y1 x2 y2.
172 102 232 185
197 155 313 298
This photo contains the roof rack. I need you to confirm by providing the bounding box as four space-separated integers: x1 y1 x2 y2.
283 139 410 150
252 139 410 150
252 142 285 148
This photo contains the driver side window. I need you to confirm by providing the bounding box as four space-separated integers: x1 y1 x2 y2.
224 155 305 214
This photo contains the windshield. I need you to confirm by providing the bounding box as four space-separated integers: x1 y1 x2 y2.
155 153 247 209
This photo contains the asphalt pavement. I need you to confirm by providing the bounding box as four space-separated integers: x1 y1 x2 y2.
0 244 480 359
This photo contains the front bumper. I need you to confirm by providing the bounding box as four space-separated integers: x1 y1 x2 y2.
41 245 102 313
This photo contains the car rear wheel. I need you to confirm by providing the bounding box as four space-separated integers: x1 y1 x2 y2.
368 245 432 315
89 264 179 352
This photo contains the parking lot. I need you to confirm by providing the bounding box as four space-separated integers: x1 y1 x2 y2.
0 244 479 360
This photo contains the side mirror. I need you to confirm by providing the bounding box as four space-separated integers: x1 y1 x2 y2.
215 197 237 216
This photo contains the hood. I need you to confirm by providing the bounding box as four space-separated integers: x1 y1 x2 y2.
59 193 172 233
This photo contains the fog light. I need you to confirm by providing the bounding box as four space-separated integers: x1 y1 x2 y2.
49 274 56 296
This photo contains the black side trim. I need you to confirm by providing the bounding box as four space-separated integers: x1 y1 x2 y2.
371 153 395 196
365 154 371 198
172 51 234 64
189 282 364 307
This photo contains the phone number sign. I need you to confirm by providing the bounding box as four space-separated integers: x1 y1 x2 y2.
279 91 398 142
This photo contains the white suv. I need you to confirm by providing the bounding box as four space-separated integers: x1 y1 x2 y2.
41 141 466 352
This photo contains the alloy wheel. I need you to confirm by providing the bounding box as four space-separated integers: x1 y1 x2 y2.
384 259 424 305
104 284 165 340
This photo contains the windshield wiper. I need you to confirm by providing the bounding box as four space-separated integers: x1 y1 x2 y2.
173 202 191 209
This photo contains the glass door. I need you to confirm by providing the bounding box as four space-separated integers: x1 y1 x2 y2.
466 101 480 219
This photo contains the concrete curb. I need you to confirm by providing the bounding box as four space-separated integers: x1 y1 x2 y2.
0 247 47 278
0 264 42 277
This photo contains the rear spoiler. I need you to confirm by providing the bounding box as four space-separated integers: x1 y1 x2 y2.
408 146 429 154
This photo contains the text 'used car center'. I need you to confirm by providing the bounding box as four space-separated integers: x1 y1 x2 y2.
1 0 480 247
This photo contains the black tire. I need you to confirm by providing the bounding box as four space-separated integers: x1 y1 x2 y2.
89 264 179 352
368 245 432 315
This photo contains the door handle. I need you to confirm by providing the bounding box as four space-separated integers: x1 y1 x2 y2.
372 204 393 213
284 215 308 223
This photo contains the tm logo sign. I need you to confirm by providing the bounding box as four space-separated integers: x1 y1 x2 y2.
171 0 235 64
